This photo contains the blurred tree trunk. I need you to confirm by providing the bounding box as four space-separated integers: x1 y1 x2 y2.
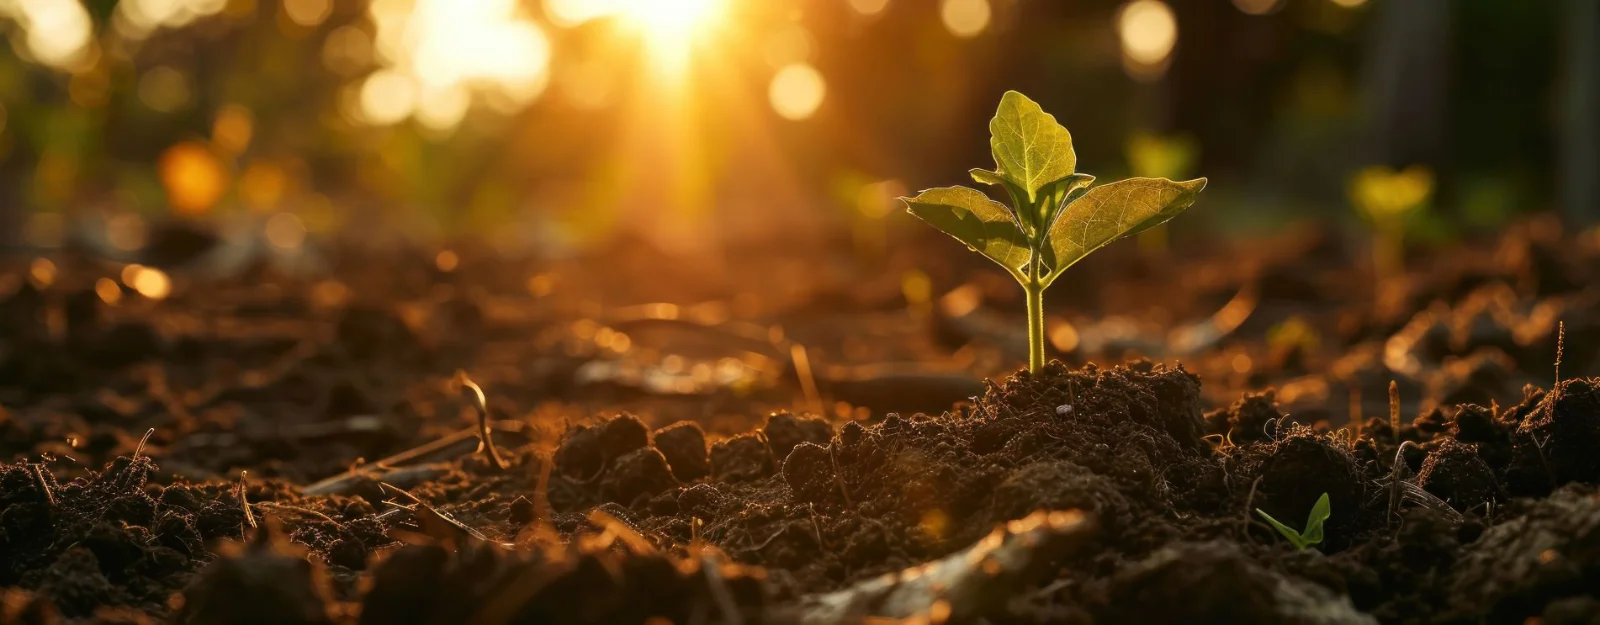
1363 0 1452 169
1559 0 1599 223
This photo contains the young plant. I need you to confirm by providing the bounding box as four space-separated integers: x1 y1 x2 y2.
1256 492 1331 550
902 91 1207 374
1349 165 1434 279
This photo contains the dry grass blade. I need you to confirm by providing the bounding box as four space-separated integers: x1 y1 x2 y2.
455 370 508 471
239 470 258 531
301 421 528 495
380 482 509 549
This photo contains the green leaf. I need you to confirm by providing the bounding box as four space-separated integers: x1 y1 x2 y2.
1040 177 1207 285
1255 508 1309 550
989 91 1077 204
1037 173 1097 228
969 167 1033 234
1301 492 1331 545
902 186 1032 279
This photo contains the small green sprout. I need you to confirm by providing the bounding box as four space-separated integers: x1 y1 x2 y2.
1349 165 1434 278
1256 492 1331 550
902 91 1206 374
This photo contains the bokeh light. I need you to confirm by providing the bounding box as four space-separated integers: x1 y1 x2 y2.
359 69 417 126
212 105 254 156
283 0 332 27
265 212 308 249
769 63 826 121
138 66 192 113
849 0 891 16
122 264 172 300
1117 0 1178 81
158 142 228 216
113 0 228 40
0 0 95 70
366 0 551 130
95 278 123 305
1232 0 1285 16
940 0 991 39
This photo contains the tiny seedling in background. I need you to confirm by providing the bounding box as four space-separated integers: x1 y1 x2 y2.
1349 165 1434 279
902 91 1206 374
1126 131 1199 256
1256 492 1330 550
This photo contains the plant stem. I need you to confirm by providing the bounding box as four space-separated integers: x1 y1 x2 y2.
1024 279 1045 375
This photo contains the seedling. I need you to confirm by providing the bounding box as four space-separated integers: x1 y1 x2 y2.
902 91 1206 374
1349 165 1433 279
1256 492 1330 550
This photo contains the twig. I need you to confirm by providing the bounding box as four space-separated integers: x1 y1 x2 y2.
255 502 339 526
1387 441 1418 524
32 464 55 506
455 370 507 471
1555 320 1566 386
239 470 258 531
1388 380 1401 447
380 482 509 548
135 428 155 459
1533 433 1558 490
791 343 824 416
1241 475 1263 540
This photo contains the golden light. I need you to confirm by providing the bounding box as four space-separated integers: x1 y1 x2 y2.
616 0 726 76
96 278 124 305
212 104 255 156
158 142 228 216
849 0 891 16
106 212 149 252
265 212 308 249
1232 0 1283 16
940 0 991 39
0 0 95 70
283 0 332 27
139 66 192 113
435 250 460 272
1117 0 1178 81
359 69 417 125
113 0 228 40
239 161 289 210
322 26 373 75
29 258 57 289
366 0 551 131
543 0 725 77
123 265 172 300
764 24 814 68
769 63 826 121
1330 0 1367 6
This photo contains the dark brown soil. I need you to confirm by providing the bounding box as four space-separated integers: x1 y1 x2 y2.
3 219 1600 623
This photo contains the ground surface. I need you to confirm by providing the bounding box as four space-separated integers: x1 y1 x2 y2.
2 217 1600 624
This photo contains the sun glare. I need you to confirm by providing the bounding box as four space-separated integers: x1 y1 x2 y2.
545 0 726 77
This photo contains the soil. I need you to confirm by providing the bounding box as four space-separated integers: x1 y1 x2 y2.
2 217 1600 623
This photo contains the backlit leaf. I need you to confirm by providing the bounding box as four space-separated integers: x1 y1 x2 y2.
903 186 1032 278
1041 177 1206 285
989 91 1077 204
1301 492 1331 545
